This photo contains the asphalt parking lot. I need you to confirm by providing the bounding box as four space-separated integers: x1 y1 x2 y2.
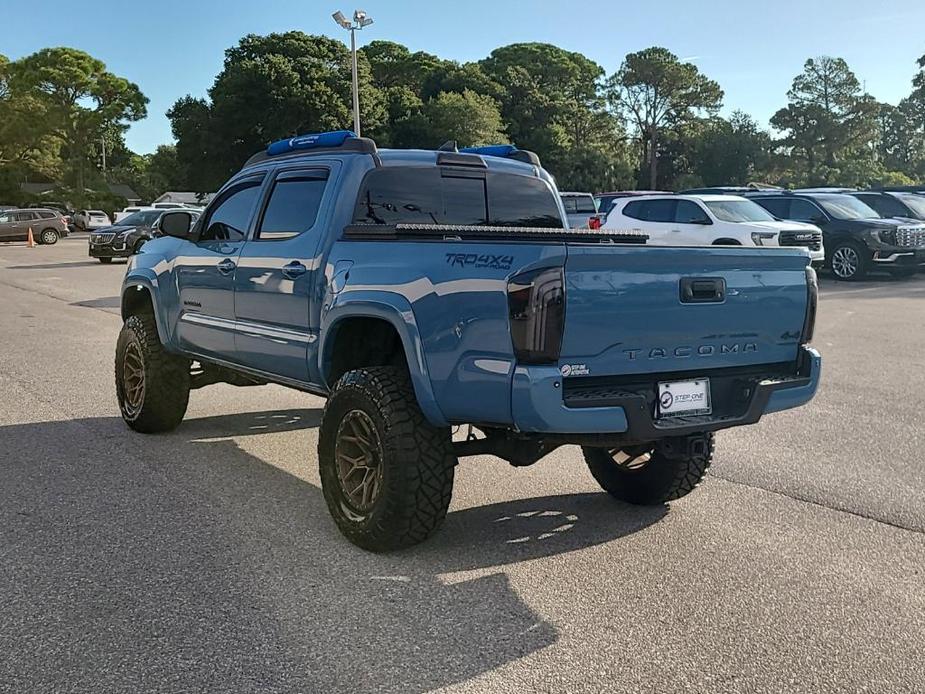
1 236 924 693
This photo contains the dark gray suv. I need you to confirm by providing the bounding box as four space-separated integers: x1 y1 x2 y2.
0 208 69 244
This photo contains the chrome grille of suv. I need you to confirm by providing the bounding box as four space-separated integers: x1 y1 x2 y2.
91 233 115 244
778 230 822 251
896 227 925 248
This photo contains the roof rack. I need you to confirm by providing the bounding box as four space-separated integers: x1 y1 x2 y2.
459 144 541 167
243 130 378 168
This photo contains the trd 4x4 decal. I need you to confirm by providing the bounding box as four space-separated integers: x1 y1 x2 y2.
445 253 514 270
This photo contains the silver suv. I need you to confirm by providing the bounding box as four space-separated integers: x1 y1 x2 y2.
0 208 69 244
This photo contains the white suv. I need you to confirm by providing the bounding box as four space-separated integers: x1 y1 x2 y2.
604 194 825 263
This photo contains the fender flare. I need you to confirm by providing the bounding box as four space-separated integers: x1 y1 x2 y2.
121 271 171 347
320 292 448 427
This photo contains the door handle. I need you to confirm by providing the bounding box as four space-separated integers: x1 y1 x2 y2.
671 228 683 233
281 261 307 279
217 258 237 275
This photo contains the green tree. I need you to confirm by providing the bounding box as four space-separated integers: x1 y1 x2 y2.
170 32 386 191
480 43 607 153
421 90 507 148
361 40 446 93
771 56 879 184
478 43 632 191
10 47 147 190
688 112 773 185
606 47 723 189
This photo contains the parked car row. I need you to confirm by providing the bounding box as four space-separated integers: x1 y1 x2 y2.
604 194 825 264
113 202 203 223
564 186 925 281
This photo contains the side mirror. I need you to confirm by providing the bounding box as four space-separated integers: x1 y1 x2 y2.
159 211 194 239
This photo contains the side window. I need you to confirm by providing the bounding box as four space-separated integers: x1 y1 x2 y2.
39 211 55 219
866 195 904 218
353 168 443 225
200 180 262 242
0 212 12 223
752 197 788 219
643 199 677 223
789 199 824 223
487 173 562 228
675 200 710 224
257 171 328 240
562 197 578 213
14 211 36 222
622 201 646 220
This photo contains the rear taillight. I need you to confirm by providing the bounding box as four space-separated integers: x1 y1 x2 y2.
507 267 565 364
801 266 818 344
588 216 602 230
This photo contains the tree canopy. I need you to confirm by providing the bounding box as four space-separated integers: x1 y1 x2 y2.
3 38 925 210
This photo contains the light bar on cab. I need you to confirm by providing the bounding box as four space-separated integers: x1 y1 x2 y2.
266 130 357 156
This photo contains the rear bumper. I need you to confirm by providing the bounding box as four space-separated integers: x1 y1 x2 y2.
510 346 821 439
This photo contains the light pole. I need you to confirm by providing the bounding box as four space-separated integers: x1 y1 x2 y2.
332 9 373 137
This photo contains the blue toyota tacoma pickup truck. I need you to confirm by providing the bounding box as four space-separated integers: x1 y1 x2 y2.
116 131 821 551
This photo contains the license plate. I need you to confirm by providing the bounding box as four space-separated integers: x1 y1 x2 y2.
657 378 711 418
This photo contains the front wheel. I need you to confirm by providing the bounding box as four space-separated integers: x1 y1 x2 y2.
115 314 190 433
582 434 714 505
830 241 868 281
319 366 456 552
98 257 112 264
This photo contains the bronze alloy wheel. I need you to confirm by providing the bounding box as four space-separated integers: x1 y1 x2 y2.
608 445 654 471
334 409 384 512
121 340 146 418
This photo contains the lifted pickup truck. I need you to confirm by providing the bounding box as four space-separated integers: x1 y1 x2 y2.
117 131 821 551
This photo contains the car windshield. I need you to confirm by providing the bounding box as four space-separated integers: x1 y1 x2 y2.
119 210 163 226
815 195 878 220
705 199 776 223
897 194 925 219
89 210 107 216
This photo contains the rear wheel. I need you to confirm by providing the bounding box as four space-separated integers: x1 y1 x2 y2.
582 434 713 505
39 228 59 245
115 313 190 433
830 240 868 281
319 366 456 551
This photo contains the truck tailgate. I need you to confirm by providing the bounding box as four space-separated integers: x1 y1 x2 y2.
561 246 810 377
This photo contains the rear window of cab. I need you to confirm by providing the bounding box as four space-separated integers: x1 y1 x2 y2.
353 167 563 228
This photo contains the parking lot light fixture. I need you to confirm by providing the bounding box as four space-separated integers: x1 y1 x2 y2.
332 9 374 136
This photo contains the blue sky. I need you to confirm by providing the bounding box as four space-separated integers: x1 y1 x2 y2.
3 0 924 153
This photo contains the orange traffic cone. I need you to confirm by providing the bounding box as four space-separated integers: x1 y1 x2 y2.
26 227 36 248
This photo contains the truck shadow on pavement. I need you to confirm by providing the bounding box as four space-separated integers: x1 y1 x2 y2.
0 411 665 693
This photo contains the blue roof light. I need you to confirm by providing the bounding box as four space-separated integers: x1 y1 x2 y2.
267 130 356 156
459 144 519 158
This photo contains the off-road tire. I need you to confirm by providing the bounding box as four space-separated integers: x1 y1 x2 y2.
39 228 59 245
582 433 714 505
99 257 112 264
115 313 190 433
319 366 456 552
